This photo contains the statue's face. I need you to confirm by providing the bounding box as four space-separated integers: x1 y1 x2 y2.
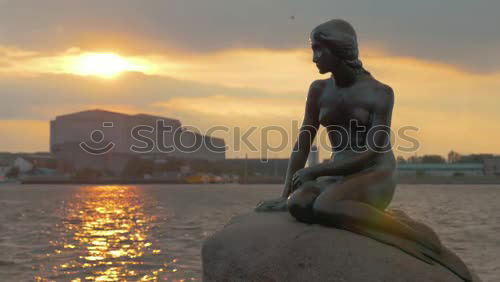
311 36 341 75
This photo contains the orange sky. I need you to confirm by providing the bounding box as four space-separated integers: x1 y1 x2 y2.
0 44 499 159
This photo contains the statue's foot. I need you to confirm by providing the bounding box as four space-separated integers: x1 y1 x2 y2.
255 197 288 212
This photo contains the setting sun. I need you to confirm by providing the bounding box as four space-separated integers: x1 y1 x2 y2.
70 53 145 78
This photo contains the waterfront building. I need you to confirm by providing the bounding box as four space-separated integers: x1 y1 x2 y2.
13 157 34 173
0 166 10 182
397 163 484 177
483 157 500 176
447 150 461 163
50 109 226 175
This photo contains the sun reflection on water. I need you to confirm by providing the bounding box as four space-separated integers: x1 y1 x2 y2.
37 185 171 281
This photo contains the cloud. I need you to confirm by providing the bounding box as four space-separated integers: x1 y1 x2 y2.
157 95 302 118
0 46 499 157
0 0 499 72
0 71 282 121
0 46 316 93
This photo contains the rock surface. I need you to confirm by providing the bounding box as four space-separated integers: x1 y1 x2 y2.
202 212 480 282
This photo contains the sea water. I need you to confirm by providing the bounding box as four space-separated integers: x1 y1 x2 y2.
0 184 498 281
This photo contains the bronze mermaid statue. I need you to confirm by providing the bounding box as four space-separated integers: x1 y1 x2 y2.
255 19 472 282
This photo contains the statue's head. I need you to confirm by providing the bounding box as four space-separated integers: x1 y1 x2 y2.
310 19 365 75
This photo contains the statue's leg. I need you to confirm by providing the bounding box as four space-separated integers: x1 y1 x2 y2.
287 176 341 223
311 170 472 281
287 181 323 223
311 169 441 252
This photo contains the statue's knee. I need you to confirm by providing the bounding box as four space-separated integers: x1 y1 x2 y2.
311 197 347 224
287 184 320 223
288 196 315 224
311 193 334 215
311 199 329 220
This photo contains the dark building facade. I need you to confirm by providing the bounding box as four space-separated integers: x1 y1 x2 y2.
50 109 225 175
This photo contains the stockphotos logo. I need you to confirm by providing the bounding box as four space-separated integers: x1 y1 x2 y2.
78 119 420 158
79 122 116 155
78 120 228 155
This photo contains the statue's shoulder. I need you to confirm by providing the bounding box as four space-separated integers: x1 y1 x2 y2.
355 77 394 111
362 77 394 105
310 79 328 90
308 79 328 98
370 77 393 96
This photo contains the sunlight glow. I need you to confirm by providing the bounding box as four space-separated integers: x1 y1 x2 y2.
69 53 147 78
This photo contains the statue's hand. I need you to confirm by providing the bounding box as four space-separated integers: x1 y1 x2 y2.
292 168 316 192
255 197 288 212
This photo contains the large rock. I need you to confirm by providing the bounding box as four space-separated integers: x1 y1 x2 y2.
202 212 479 282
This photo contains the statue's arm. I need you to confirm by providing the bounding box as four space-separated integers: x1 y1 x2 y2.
281 81 321 197
307 86 394 178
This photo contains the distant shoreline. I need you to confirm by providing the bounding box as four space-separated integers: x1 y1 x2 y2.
16 175 500 185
